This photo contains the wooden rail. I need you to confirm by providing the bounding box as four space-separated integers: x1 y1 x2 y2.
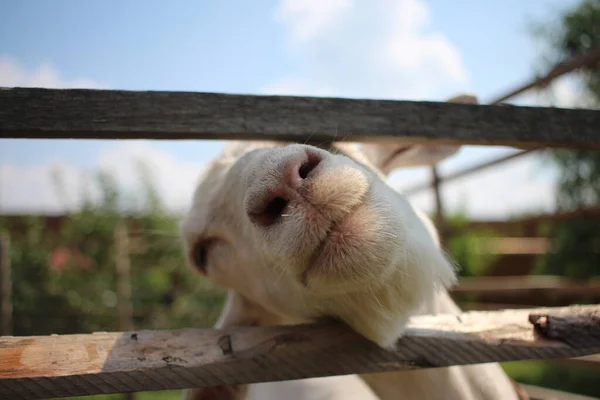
453 276 600 297
1 305 599 399
470 237 551 255
487 45 600 105
404 45 600 202
1 87 600 149
448 205 600 237
0 234 11 336
401 150 535 196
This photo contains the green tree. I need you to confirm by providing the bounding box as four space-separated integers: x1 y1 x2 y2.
1 161 225 337
502 2 600 397
531 0 600 280
2 162 224 399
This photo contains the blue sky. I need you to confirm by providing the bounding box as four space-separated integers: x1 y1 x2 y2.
0 0 587 218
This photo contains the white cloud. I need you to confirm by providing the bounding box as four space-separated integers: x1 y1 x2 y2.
0 142 207 214
0 55 108 89
262 77 336 97
274 0 353 44
95 142 206 212
265 0 469 100
0 161 80 213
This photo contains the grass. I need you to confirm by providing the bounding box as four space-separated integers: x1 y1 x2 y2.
55 391 182 400
502 360 600 398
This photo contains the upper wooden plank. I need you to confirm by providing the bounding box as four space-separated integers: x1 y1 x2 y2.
1 87 599 148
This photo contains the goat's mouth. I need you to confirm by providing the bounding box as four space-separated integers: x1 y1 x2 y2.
299 199 370 287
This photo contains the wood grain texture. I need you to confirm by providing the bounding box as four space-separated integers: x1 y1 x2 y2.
1 87 600 148
453 276 600 297
1 305 600 399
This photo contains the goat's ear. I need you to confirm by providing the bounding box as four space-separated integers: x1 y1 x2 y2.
360 93 479 175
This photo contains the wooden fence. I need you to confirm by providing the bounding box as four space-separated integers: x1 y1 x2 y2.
0 305 599 399
1 47 600 400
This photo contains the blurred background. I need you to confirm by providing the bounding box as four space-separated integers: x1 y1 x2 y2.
1 0 599 399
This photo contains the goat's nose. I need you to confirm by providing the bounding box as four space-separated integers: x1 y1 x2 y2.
246 148 323 227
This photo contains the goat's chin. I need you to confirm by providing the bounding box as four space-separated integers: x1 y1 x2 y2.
300 203 399 293
309 250 454 349
300 183 458 348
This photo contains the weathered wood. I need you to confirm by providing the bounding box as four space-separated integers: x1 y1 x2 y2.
453 276 600 297
447 205 600 237
1 87 600 149
0 234 11 336
114 222 136 400
431 165 447 246
401 150 535 196
529 307 600 348
487 45 600 105
114 222 133 332
1 305 600 399
469 237 551 255
401 45 600 197
457 302 537 311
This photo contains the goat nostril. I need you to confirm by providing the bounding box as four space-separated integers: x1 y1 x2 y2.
266 197 287 219
299 162 311 179
248 149 323 228
251 196 288 227
298 152 322 179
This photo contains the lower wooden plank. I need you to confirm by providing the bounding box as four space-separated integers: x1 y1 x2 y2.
1 305 599 399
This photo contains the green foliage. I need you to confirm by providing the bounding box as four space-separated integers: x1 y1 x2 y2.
54 390 183 400
502 360 600 398
534 214 600 280
444 212 500 278
534 150 600 280
530 0 600 281
1 161 225 338
529 0 600 102
556 0 600 99
505 1 600 397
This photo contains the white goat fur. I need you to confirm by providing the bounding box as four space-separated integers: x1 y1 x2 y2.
180 96 520 400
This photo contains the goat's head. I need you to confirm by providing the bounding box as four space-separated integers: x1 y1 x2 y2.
181 94 476 348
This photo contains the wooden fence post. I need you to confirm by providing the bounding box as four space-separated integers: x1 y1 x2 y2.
0 233 12 336
431 165 447 246
115 221 133 331
114 221 136 400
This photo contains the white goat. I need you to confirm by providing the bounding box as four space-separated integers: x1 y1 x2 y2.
180 95 522 400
